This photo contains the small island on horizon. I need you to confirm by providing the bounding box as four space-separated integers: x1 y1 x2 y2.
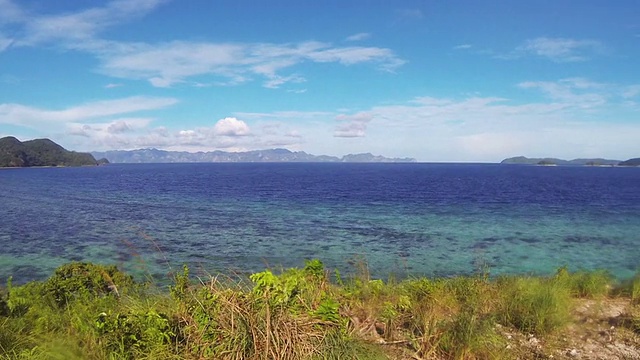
501 156 640 167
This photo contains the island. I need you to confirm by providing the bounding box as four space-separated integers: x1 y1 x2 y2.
91 148 416 163
501 156 621 166
618 158 640 167
0 136 99 167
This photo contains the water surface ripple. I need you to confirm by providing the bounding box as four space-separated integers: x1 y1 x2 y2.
1 163 638 283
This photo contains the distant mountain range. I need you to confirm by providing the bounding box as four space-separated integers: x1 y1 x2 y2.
501 156 639 166
92 148 417 163
619 158 640 166
0 137 100 167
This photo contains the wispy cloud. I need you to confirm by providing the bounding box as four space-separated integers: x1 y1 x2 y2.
0 35 13 52
263 74 305 89
512 37 604 62
518 77 608 108
396 9 424 20
0 96 177 126
0 0 25 24
105 83 123 89
234 110 331 120
453 44 472 50
345 32 371 42
622 85 640 99
16 0 165 46
79 38 403 88
1 1 404 88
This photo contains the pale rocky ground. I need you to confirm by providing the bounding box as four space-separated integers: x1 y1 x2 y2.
373 298 639 359
508 298 640 360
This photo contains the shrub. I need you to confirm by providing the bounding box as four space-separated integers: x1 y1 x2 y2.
95 308 175 358
555 266 611 298
43 262 135 307
496 275 571 335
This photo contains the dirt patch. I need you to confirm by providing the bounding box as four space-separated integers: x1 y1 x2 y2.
503 298 639 360
378 298 639 359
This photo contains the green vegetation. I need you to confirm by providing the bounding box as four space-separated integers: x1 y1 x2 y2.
1 261 638 359
536 160 557 166
0 137 97 167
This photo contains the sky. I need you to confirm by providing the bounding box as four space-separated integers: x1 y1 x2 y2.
0 0 639 162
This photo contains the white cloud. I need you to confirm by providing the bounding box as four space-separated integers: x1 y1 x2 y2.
64 116 307 152
0 96 177 126
263 74 305 89
453 44 472 50
334 112 374 138
0 0 24 24
0 35 13 52
56 76 640 161
305 46 404 67
35 76 640 161
345 33 371 42
67 124 92 137
622 85 640 99
2 2 404 88
69 118 151 135
518 78 607 108
455 132 530 159
213 117 251 136
17 0 165 46
107 120 132 133
307 77 638 160
514 37 603 62
93 40 403 87
235 110 331 120
105 83 123 88
152 126 169 137
285 130 302 138
149 77 177 88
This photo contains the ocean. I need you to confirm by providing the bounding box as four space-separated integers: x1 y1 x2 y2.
1 163 639 284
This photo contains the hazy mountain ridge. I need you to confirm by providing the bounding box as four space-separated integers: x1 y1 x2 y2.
92 148 417 163
0 137 98 167
500 156 638 166
618 158 640 166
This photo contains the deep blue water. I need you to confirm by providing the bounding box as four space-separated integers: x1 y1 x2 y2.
1 163 639 284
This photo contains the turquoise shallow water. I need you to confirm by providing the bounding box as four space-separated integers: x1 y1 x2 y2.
1 163 639 283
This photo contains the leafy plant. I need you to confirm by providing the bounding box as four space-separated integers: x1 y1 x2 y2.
313 298 342 324
169 265 191 301
95 309 174 358
43 262 134 307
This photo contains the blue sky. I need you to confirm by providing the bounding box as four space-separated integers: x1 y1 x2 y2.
0 0 638 161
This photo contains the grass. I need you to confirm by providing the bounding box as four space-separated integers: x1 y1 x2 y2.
0 261 638 359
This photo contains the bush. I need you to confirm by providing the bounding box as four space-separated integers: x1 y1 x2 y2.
555 266 611 298
43 262 135 307
496 275 571 335
95 309 175 358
